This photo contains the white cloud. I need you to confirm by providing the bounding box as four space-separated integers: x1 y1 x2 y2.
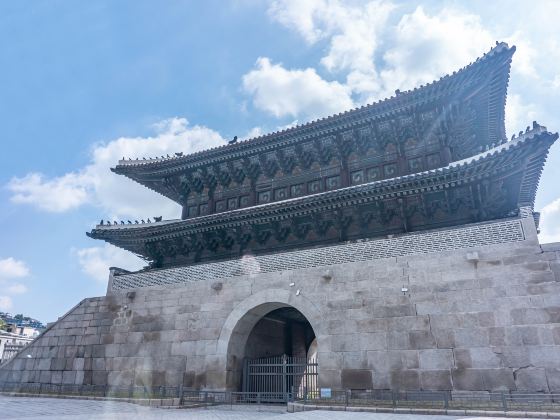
379 7 494 98
6 284 27 295
539 197 560 244
504 33 538 79
505 94 538 138
242 121 300 141
8 172 91 213
278 120 299 130
269 0 393 71
0 296 13 311
0 257 30 280
243 126 264 140
0 258 30 308
552 75 560 89
242 57 353 120
268 0 394 100
7 118 226 219
262 2 498 114
493 1 560 84
319 3 383 74
268 0 328 44
75 244 145 284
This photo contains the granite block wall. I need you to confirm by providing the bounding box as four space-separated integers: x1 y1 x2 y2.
1 215 560 392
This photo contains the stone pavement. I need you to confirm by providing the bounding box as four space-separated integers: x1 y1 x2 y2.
0 395 548 419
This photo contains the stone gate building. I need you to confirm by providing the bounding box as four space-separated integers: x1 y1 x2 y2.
1 42 560 393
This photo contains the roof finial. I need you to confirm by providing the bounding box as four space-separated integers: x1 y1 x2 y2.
228 135 238 145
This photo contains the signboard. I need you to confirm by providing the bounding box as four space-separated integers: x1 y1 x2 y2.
320 388 331 398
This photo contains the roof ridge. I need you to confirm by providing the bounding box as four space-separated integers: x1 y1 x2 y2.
115 42 515 170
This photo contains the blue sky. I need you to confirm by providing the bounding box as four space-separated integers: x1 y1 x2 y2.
1 0 559 323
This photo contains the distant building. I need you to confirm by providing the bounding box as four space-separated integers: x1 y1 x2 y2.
5 324 42 339
0 331 33 364
0 312 45 330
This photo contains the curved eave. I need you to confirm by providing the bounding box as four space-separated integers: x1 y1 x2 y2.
112 43 515 182
88 127 557 254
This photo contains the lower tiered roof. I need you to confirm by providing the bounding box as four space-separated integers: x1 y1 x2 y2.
87 123 557 268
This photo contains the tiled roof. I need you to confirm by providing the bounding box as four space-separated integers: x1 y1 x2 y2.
113 42 515 174
88 124 557 241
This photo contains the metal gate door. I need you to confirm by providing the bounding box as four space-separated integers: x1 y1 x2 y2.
242 354 317 399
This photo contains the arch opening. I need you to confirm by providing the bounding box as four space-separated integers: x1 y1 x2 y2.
245 307 316 360
224 302 318 393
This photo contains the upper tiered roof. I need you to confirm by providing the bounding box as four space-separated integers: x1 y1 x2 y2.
87 42 558 269
110 43 516 214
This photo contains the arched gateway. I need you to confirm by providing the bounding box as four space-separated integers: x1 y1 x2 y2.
216 289 323 393
2 43 560 395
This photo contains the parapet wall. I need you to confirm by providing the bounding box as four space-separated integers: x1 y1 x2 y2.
109 217 526 291
2 215 560 393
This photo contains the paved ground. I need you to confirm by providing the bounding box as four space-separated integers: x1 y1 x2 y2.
0 395 546 419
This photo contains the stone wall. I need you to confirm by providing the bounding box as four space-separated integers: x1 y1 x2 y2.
1 215 560 392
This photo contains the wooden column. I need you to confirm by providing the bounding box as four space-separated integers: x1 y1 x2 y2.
249 180 257 206
340 158 350 187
